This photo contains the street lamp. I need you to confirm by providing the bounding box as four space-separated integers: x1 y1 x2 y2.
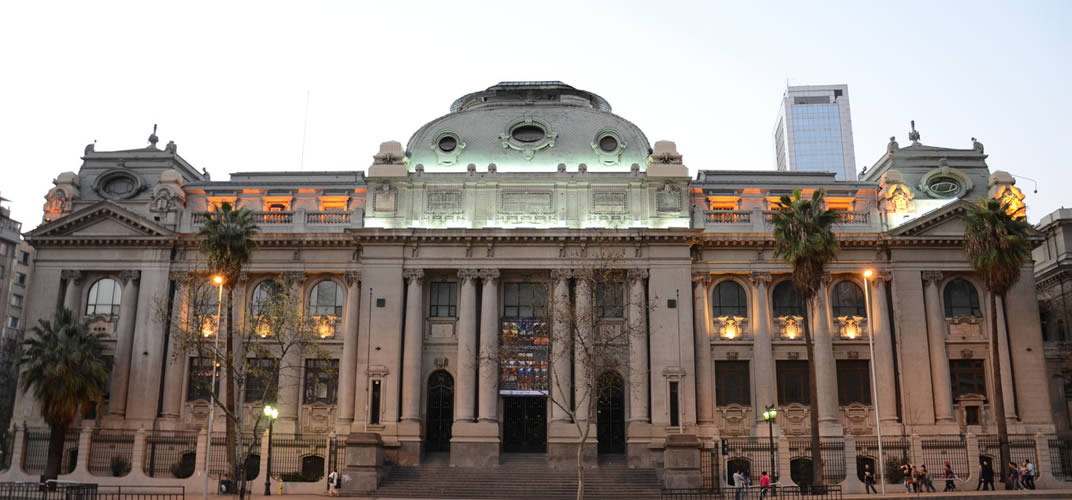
762 405 777 483
264 405 279 495
203 275 225 500
862 269 886 494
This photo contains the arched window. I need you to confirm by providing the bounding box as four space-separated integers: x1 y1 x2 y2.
309 280 343 317
251 280 282 317
196 283 221 337
943 279 981 317
86 278 122 318
831 281 866 317
712 280 748 317
772 281 804 317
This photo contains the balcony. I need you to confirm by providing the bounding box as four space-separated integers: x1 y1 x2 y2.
0 215 21 244
191 209 361 233
253 211 293 224
703 210 751 224
306 211 351 225
835 211 870 224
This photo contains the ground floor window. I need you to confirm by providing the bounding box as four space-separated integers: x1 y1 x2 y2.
950 359 986 399
715 361 750 406
304 359 339 404
777 360 810 405
836 360 871 405
187 357 214 401
245 358 277 403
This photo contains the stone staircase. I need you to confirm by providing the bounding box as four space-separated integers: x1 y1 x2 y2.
356 453 661 499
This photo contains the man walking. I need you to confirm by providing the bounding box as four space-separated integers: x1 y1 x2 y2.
758 471 771 500
982 460 995 491
733 469 745 500
943 461 956 492
863 463 878 494
1024 460 1036 489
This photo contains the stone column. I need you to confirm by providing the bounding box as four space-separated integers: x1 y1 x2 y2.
161 273 190 420
750 272 775 427
627 269 649 423
109 270 141 417
868 273 899 427
811 278 840 433
692 273 715 425
551 269 573 423
277 272 305 429
61 270 83 313
922 271 955 424
454 269 479 422
478 269 500 422
574 270 594 424
400 269 424 422
337 272 362 429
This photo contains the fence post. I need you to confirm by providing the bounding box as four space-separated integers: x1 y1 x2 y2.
325 432 334 484
777 433 792 487
910 433 923 469
843 434 862 493
69 422 92 477
127 427 148 482
965 432 979 486
1035 432 1051 490
194 427 208 492
10 424 27 478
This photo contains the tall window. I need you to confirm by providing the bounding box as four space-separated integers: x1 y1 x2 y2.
14 272 26 286
944 279 981 317
86 278 122 318
831 281 866 317
950 359 986 398
596 282 624 318
772 281 804 317
715 361 751 406
309 280 343 317
429 282 458 318
836 360 871 405
195 283 221 337
304 359 339 404
187 357 215 402
10 294 22 307
777 360 810 405
245 358 278 403
712 280 748 317
251 280 282 317
503 283 546 319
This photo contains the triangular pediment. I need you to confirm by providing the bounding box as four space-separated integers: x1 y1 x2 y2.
887 200 974 238
28 201 174 242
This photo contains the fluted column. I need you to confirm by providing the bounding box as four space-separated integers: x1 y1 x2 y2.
277 272 306 426
61 270 83 314
921 271 955 424
693 273 715 425
574 270 594 423
478 269 501 422
868 273 899 426
750 272 774 426
454 269 479 422
161 273 191 419
109 270 141 417
811 278 839 430
337 272 362 426
400 269 425 422
627 269 649 423
551 269 573 423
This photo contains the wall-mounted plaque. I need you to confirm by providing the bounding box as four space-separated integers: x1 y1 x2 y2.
501 192 552 214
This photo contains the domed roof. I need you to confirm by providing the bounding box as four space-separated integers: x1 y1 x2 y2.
405 82 651 173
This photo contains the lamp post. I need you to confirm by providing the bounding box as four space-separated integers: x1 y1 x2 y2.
862 269 885 494
264 405 279 495
762 405 777 483
203 275 224 500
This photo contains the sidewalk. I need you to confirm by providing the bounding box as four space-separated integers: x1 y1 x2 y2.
204 490 1072 500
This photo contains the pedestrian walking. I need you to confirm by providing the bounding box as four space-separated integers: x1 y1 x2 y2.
327 468 340 496
976 463 984 490
982 460 995 491
943 461 956 492
921 465 936 492
759 471 771 500
863 463 878 494
901 463 913 493
1024 460 1036 489
1008 462 1021 490
911 464 921 493
733 469 745 500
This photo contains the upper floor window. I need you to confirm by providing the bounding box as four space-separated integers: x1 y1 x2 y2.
777 360 810 405
7 316 19 329
831 281 866 317
309 280 343 317
772 281 804 317
251 280 283 317
715 360 750 406
17 251 29 265
595 282 624 319
950 359 986 398
504 283 546 319
836 360 871 405
86 278 122 319
944 279 981 317
245 358 278 403
186 357 215 402
429 282 457 318
10 294 21 308
712 280 747 317
303 358 339 404
14 272 26 286
196 283 221 337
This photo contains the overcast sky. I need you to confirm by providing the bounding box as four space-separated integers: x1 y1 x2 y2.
1 0 1069 230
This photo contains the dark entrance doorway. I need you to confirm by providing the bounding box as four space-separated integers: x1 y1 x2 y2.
426 370 454 453
503 396 546 453
596 371 625 454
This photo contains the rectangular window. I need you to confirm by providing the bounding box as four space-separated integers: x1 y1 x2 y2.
777 360 810 405
303 358 339 404
7 316 18 329
187 358 215 402
429 282 458 318
244 358 278 403
10 294 21 307
836 360 872 405
669 381 680 427
950 359 986 399
716 361 751 406
18 251 29 265
595 282 625 318
503 282 547 319
14 272 26 286
0 265 4 280
369 380 382 425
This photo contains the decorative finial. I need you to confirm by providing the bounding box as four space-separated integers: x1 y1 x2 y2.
148 124 159 148
971 137 984 153
887 136 899 153
908 120 920 143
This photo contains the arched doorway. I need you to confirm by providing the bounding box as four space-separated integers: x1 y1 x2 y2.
426 370 454 453
596 371 625 455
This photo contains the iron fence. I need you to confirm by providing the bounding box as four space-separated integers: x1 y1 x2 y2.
701 447 718 490
789 438 846 484
208 432 261 480
661 485 842 500
0 482 97 500
979 435 1038 476
96 485 185 500
726 438 779 484
1 428 13 470
144 430 198 478
855 437 911 484
88 429 135 477
328 435 345 474
1049 438 1072 481
23 428 79 475
921 437 969 480
269 433 327 481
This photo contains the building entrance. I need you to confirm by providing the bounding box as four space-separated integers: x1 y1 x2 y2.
425 370 454 452
503 396 546 453
596 371 625 454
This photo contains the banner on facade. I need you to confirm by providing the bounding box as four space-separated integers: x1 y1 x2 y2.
499 319 549 396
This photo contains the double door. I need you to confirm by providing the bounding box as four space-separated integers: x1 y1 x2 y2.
503 396 546 453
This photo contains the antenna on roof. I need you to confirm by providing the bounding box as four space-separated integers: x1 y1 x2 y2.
299 90 310 171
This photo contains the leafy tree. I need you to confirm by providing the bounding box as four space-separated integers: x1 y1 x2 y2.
16 308 110 483
963 198 1033 488
770 189 839 487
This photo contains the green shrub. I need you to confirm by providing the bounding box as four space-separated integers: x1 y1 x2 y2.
279 471 322 482
110 456 131 477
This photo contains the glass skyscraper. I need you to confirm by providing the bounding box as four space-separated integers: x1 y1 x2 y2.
773 84 857 180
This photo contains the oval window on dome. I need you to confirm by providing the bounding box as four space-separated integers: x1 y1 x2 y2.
511 124 545 143
598 135 619 152
438 136 457 152
104 176 135 196
928 177 962 197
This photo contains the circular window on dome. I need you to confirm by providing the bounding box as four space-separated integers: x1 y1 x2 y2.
591 129 627 166
104 177 135 196
511 124 546 143
927 177 963 197
598 135 619 153
431 131 466 166
438 136 458 152
93 170 142 200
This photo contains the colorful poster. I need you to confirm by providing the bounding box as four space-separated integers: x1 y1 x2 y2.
498 319 549 395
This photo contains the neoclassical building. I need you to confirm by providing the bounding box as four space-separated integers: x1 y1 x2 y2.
4 82 1060 490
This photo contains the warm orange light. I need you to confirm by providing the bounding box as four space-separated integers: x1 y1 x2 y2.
212 275 224 285
863 269 874 279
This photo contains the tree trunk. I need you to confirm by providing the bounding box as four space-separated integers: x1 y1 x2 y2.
801 300 825 487
225 287 238 492
989 292 1011 488
44 422 67 486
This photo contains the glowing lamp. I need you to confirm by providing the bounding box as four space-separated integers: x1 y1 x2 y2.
316 317 337 338
763 407 777 421
263 405 279 420
864 269 873 279
213 275 224 285
201 318 217 337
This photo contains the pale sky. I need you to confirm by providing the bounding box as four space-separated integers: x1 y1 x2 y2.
1 0 1069 230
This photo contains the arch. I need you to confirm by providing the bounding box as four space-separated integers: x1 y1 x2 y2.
300 455 325 480
856 455 877 483
193 282 221 337
790 457 814 489
772 281 804 317
309 279 344 317
425 370 454 453
944 279 981 318
726 457 752 486
244 454 260 481
712 279 748 317
251 280 283 317
86 278 122 319
596 371 625 454
831 281 866 317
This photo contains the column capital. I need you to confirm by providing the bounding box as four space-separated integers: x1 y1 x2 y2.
284 271 306 288
457 268 479 284
692 272 712 287
574 269 594 282
344 271 362 287
626 268 648 283
922 271 944 287
821 272 834 285
749 272 772 285
478 268 500 282
237 271 251 285
551 268 574 282
402 268 424 285
61 269 84 284
169 271 191 283
868 270 892 283
119 270 141 286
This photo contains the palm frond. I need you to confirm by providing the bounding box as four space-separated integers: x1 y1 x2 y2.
963 198 1033 296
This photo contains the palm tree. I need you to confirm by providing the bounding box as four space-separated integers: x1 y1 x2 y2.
198 202 259 486
16 308 110 483
770 189 839 488
963 198 1032 488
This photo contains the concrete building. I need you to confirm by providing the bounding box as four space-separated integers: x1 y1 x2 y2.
0 200 32 446
773 84 857 181
1034 208 1072 436
1 82 1061 493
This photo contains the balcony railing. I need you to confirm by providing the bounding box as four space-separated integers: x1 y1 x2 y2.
307 211 351 224
703 210 750 224
0 217 20 233
835 211 870 224
253 211 293 224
